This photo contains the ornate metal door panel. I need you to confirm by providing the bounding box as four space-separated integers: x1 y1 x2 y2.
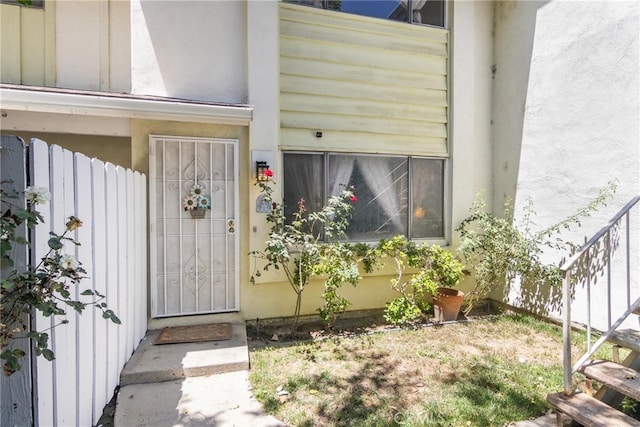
149 136 238 317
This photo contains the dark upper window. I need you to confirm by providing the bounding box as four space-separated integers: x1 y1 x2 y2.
283 152 445 241
1 0 44 8
284 0 446 28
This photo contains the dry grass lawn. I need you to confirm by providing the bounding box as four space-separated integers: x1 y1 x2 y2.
248 312 623 427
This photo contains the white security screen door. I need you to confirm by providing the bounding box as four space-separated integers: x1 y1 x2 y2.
149 136 239 317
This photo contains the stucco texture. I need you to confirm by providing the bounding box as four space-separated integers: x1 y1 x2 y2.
130 0 247 103
0 132 132 169
492 1 640 328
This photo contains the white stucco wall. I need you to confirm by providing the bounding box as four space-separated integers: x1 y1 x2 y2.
493 0 640 329
247 0 281 276
450 0 494 247
130 0 247 103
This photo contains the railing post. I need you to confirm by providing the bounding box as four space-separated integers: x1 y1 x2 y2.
563 269 573 395
557 195 640 398
586 252 591 352
626 212 631 308
606 230 612 329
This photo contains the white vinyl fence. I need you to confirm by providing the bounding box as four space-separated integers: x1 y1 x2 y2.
1 136 148 427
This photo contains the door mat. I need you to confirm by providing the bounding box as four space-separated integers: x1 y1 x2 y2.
155 323 232 345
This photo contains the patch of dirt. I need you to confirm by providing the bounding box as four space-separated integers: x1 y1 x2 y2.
95 386 118 427
246 305 499 350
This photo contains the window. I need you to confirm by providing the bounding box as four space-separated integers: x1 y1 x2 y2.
284 0 446 28
1 0 44 7
283 153 445 241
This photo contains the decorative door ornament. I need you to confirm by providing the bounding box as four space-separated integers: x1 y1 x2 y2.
183 183 212 219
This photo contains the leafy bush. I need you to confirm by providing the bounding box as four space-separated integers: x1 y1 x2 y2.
374 236 464 325
456 183 617 314
1 185 120 375
384 296 426 325
250 179 360 332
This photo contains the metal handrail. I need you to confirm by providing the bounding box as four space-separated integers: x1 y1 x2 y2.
560 196 640 273
560 195 640 395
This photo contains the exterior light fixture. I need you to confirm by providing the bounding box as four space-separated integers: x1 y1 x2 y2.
256 161 272 182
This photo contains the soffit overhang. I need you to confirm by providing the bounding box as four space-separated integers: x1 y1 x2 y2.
0 84 253 126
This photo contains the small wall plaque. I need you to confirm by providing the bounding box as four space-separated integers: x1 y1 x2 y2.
256 194 271 213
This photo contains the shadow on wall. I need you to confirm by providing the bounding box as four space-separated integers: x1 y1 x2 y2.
493 0 640 326
491 0 549 212
506 211 627 320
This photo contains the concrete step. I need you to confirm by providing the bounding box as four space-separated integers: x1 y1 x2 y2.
547 392 640 427
147 312 245 330
119 322 249 386
580 359 640 401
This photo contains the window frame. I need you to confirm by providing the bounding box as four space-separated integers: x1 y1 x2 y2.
283 0 448 29
1 0 44 8
282 151 450 244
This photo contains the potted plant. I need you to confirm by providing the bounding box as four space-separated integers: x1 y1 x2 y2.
432 287 465 322
422 244 465 322
377 236 465 325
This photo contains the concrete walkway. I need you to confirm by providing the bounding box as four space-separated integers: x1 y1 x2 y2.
114 322 285 427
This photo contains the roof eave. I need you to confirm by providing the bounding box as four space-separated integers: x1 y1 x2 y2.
0 86 254 126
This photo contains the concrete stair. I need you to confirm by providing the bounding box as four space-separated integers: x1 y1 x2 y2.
547 329 640 426
112 318 284 426
119 322 250 386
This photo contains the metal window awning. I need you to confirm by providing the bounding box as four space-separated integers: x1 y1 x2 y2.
0 84 253 126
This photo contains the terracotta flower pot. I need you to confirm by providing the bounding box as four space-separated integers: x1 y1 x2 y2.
432 287 464 322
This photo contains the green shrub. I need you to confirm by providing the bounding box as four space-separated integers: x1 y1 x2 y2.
376 236 464 325
250 179 359 332
456 182 616 314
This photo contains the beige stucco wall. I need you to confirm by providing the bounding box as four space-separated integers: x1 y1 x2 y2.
492 1 640 328
0 131 131 169
130 118 408 321
0 109 132 167
244 274 405 322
